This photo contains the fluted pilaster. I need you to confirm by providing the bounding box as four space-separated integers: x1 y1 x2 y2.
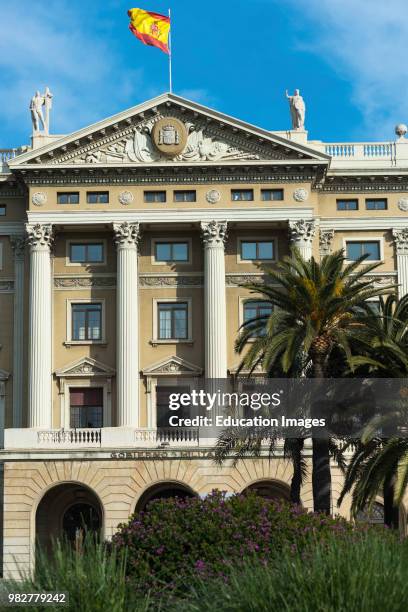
26 224 53 428
10 236 25 427
113 222 140 427
393 228 408 296
201 221 228 379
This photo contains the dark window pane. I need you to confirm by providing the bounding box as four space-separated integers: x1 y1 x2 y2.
72 304 102 340
70 388 103 428
244 300 273 337
232 190 254 201
70 244 86 263
337 200 358 211
144 191 166 203
172 243 189 261
0 206 6 216
261 189 284 201
257 241 274 259
241 242 257 260
57 193 80 204
363 241 381 260
158 303 188 339
174 191 196 202
366 199 387 210
87 192 109 204
87 244 103 262
346 241 380 261
156 243 172 261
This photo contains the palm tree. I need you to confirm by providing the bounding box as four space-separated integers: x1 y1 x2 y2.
338 294 408 528
225 248 393 514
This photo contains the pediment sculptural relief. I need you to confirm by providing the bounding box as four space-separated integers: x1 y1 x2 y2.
68 115 264 165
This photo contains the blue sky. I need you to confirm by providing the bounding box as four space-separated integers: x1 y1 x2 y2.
1 0 407 148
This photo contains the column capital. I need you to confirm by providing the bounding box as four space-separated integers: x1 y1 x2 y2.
113 221 140 248
289 219 316 244
25 223 54 250
319 229 334 256
10 235 26 260
201 220 228 247
393 228 408 254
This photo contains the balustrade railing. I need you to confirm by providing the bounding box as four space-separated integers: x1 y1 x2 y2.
37 428 102 445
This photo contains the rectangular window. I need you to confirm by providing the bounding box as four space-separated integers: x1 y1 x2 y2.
158 302 188 339
57 192 79 204
346 241 381 261
71 303 102 340
337 199 358 211
174 190 196 202
155 242 189 262
366 199 387 210
240 240 274 260
156 385 190 428
86 191 109 204
232 189 254 201
0 205 6 216
144 191 166 203
261 189 284 201
243 300 273 337
70 388 103 428
69 243 104 264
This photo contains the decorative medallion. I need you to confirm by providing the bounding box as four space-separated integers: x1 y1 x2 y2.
293 188 308 202
151 117 188 157
118 190 134 205
398 198 408 212
32 192 47 206
206 189 221 204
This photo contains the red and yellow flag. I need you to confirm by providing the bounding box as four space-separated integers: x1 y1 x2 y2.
128 8 170 54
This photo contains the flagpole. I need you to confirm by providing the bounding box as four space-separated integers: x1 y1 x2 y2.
168 8 173 93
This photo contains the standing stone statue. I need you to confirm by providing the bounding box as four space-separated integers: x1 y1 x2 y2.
30 87 53 134
286 89 306 130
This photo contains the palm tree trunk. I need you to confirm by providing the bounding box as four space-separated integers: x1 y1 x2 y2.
383 471 399 530
311 353 332 515
289 438 304 505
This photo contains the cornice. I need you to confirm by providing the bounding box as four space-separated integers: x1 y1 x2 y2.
319 217 408 230
27 207 315 226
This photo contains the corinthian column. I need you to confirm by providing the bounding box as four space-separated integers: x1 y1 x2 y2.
393 228 408 297
113 222 140 427
201 221 228 379
26 224 53 428
289 219 316 260
10 236 25 427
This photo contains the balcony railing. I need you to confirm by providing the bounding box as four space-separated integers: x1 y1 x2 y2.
37 428 102 446
0 148 23 172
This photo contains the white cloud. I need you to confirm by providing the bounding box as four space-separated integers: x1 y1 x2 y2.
282 0 408 139
0 2 147 144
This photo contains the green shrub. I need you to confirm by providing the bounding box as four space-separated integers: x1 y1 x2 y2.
112 491 373 595
172 532 408 612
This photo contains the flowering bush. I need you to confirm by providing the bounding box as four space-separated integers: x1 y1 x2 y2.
111 491 375 595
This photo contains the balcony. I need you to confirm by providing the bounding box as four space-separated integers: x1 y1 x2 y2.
3 427 201 450
308 139 408 169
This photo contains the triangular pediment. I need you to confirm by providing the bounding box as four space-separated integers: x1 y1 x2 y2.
55 357 115 378
142 355 202 376
9 93 329 169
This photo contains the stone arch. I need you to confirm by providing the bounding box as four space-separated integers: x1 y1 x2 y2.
241 478 292 502
34 481 104 555
133 480 197 513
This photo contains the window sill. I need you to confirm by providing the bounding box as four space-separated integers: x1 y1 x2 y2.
64 341 107 347
150 339 194 347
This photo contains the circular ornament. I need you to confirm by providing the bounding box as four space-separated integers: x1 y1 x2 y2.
206 189 221 204
398 198 408 211
151 117 188 157
118 190 134 205
395 124 408 138
32 192 47 206
293 188 308 202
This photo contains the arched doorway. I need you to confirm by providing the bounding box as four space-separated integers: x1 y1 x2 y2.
242 479 291 502
135 482 196 512
36 483 102 553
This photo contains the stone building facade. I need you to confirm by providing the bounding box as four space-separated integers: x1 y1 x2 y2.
1 92 408 577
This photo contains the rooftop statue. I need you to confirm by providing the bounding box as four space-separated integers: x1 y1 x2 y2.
30 87 53 135
286 89 306 130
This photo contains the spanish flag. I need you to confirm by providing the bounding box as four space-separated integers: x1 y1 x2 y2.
128 8 170 54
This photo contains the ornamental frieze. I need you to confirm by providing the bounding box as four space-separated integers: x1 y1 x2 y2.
0 280 14 292
54 277 117 289
139 275 203 288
